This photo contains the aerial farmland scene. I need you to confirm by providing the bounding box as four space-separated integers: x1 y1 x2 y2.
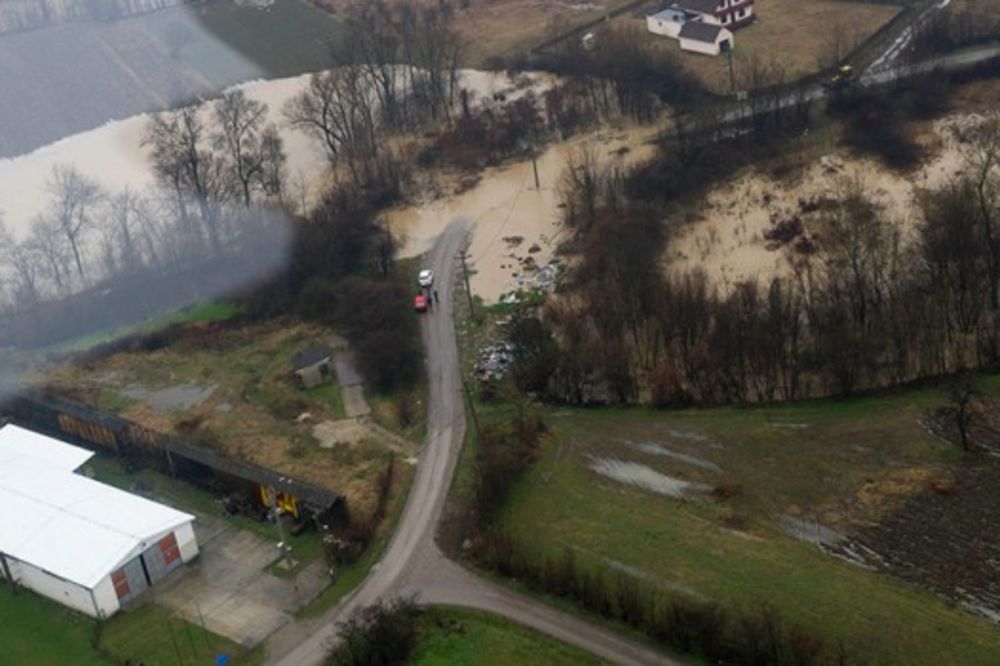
0 1 999 665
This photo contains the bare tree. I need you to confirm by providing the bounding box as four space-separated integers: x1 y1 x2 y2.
96 188 144 279
145 106 227 257
342 0 405 130
28 215 71 293
964 120 1000 309
947 379 979 452
284 67 379 185
256 124 287 203
213 89 268 208
46 164 102 280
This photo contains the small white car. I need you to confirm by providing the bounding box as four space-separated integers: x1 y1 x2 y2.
418 269 434 288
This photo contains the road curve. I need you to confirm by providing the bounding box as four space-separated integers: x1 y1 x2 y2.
266 221 678 665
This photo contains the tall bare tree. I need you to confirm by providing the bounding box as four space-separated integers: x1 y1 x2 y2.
46 164 101 280
213 89 268 208
28 215 71 293
145 106 226 257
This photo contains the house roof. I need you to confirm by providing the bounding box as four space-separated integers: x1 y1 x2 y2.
293 345 332 371
0 426 194 589
676 0 720 14
650 7 687 21
679 20 726 42
0 424 94 471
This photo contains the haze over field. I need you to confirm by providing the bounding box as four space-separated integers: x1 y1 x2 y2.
0 0 342 157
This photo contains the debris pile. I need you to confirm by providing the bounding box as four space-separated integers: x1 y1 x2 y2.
475 342 515 381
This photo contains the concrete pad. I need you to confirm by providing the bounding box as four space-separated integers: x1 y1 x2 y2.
341 385 370 418
156 523 327 647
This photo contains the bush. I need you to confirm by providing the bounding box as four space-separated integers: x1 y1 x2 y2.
325 597 420 666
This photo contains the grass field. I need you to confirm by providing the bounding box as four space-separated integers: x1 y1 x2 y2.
633 0 903 90
411 607 608 666
0 585 105 666
0 585 256 666
488 386 1000 664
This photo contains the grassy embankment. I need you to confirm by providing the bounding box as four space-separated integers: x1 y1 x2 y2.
483 385 1000 664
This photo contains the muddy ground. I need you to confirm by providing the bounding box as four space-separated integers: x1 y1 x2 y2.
849 461 1000 622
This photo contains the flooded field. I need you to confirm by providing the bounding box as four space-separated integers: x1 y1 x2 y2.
387 126 656 303
0 69 532 240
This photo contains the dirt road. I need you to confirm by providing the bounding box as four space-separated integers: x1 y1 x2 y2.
265 221 676 665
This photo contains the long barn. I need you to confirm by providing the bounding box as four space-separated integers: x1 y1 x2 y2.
0 424 198 618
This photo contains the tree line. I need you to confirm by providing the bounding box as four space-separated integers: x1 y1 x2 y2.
475 534 843 665
510 109 1000 406
0 0 468 354
0 87 289 317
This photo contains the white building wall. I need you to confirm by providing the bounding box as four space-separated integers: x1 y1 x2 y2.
680 36 721 55
647 16 683 39
175 522 199 562
91 575 121 619
11 558 100 617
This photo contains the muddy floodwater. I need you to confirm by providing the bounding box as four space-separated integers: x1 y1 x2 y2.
388 126 656 303
0 69 541 240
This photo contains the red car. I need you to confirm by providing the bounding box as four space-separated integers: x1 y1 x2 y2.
414 293 428 313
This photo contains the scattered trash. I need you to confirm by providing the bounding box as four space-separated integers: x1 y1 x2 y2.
474 342 516 381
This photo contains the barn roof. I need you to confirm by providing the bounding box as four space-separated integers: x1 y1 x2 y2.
676 0 720 14
679 20 726 42
293 345 332 370
650 7 687 21
0 426 193 589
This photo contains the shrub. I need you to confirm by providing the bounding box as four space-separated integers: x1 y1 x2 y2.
324 597 420 666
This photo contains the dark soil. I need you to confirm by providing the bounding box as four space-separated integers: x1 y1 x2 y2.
850 461 1000 620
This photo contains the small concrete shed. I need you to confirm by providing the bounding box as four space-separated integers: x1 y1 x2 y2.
292 345 333 389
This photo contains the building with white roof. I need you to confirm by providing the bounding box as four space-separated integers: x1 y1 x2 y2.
0 424 197 618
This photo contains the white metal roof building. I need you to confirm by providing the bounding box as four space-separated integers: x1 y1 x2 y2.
0 424 198 618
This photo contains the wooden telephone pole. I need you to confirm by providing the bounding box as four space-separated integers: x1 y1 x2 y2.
458 249 475 318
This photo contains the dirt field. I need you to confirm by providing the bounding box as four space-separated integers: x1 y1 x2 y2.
633 0 903 90
492 385 1000 663
34 318 416 520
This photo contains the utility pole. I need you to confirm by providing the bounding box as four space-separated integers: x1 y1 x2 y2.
270 504 294 569
727 47 736 96
461 379 482 441
458 249 475 318
531 153 540 190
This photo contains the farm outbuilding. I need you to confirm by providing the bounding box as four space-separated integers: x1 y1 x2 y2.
292 345 333 389
679 21 733 56
0 424 197 619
